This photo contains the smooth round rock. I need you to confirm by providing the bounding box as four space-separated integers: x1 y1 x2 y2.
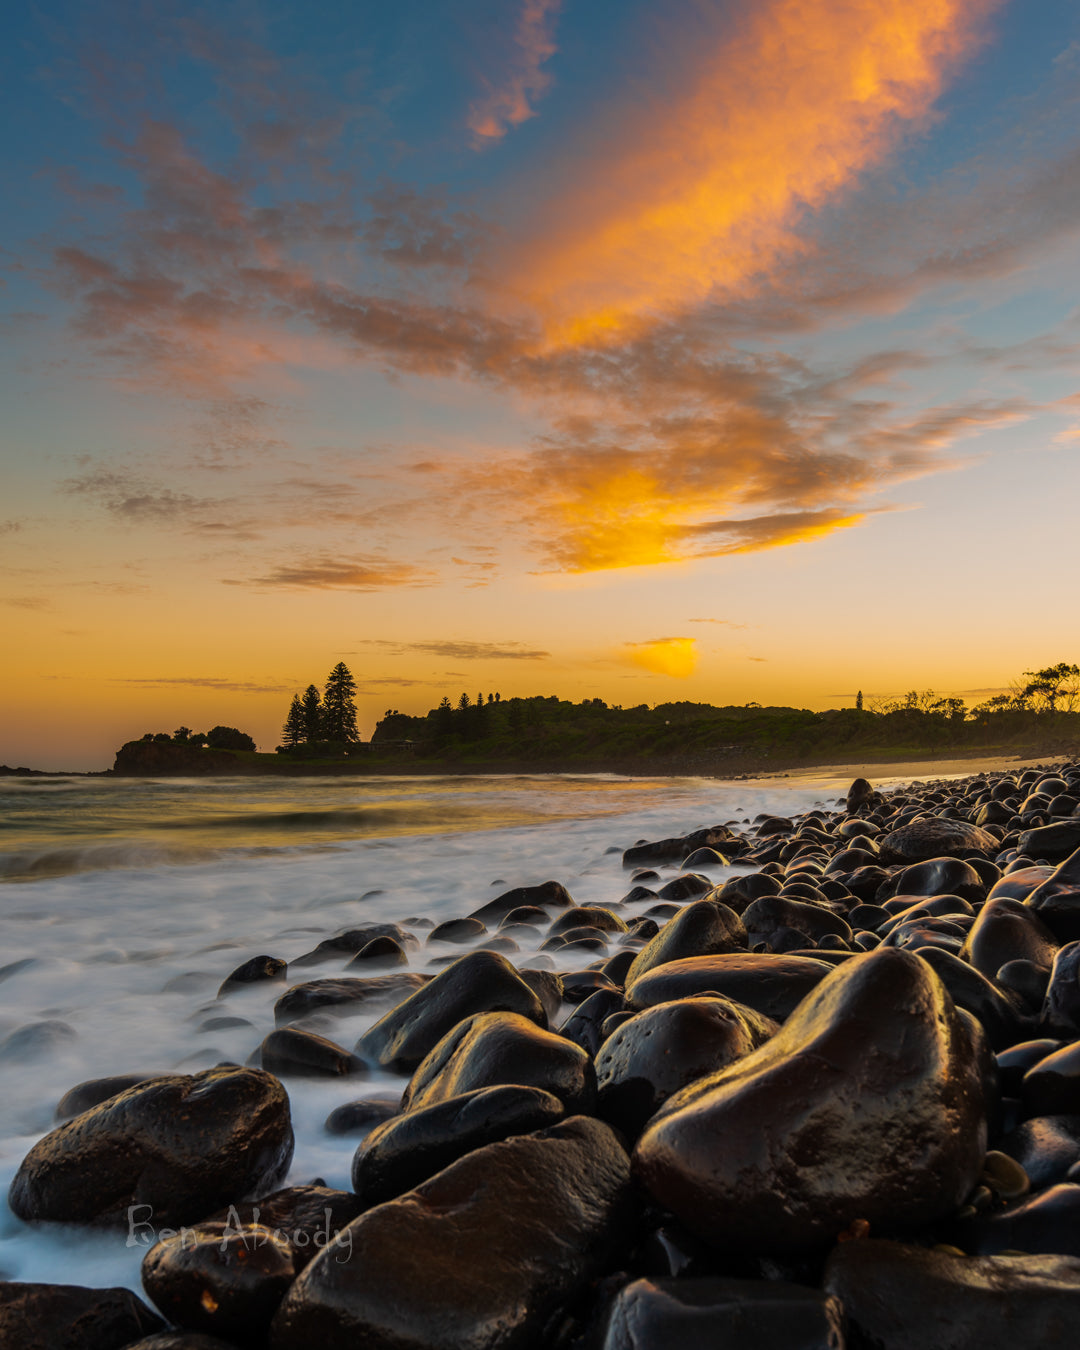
9 1067 294 1227
271 1116 634 1350
401 1010 595 1114
259 1028 365 1079
627 953 834 1022
600 1276 843 1350
596 996 777 1137
1000 1115 1080 1190
825 1239 1080 1350
352 1084 565 1206
0 1283 163 1350
356 951 545 1073
323 1093 400 1137
142 1223 295 1346
625 899 747 987
633 947 987 1254
274 974 430 1026
879 818 997 864
55 1073 152 1121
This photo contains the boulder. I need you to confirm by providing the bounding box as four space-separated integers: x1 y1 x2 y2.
401 1010 595 1114
596 996 777 1137
352 1084 565 1207
9 1067 293 1227
879 818 997 864
600 1276 843 1350
626 953 834 1022
274 974 430 1025
634 948 987 1254
825 1239 1080 1350
271 1117 633 1350
356 952 545 1074
624 899 747 987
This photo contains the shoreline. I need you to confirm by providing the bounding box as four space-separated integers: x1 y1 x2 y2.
3 744 1070 784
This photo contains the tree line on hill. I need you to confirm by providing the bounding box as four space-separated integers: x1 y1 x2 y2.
277 663 361 756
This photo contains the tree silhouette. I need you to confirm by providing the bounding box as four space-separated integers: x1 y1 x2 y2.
282 695 305 748
323 662 360 743
206 725 256 752
301 685 325 743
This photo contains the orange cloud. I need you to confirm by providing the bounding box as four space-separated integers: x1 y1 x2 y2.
512 0 1001 338
467 0 562 145
624 637 697 678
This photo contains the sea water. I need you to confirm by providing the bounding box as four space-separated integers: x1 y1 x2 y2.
0 770 858 1293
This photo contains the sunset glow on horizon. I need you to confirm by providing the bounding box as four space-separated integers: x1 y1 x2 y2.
2 0 1080 769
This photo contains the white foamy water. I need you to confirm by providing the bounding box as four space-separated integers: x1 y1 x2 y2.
0 771 850 1293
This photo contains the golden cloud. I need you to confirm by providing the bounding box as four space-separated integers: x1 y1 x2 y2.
624 637 697 678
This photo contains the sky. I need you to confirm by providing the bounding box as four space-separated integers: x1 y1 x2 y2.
3 0 1080 769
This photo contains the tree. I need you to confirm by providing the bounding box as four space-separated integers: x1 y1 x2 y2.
301 685 325 743
1019 663 1080 715
323 662 360 743
855 690 863 712
206 725 256 752
282 695 305 748
435 696 455 739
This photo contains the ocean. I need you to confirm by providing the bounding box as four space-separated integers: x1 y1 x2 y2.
0 769 858 1292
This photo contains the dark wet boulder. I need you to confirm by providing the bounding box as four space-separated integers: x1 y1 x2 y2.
623 827 740 868
625 899 747 986
713 871 781 913
885 856 987 903
917 947 1031 1050
274 973 430 1025
656 873 712 902
142 1223 295 1346
742 895 852 948
9 1067 293 1227
467 880 573 924
0 1019 77 1061
55 1073 152 1121
258 1028 364 1079
559 988 625 1056
561 969 619 1003
1021 1039 1080 1116
1025 847 1080 941
825 1239 1080 1350
428 917 487 944
218 955 287 997
599 1276 843 1350
518 967 564 1024
271 1116 634 1350
596 996 777 1137
356 951 546 1074
1020 820 1080 862
344 936 408 969
879 817 997 864
996 1038 1062 1094
0 1282 163 1350
989 865 1055 901
1041 942 1080 1036
681 847 730 868
352 1084 565 1207
401 1010 595 1114
961 897 1059 980
548 906 628 936
206 1186 364 1270
324 1093 400 1136
1000 1115 1080 1190
845 776 874 812
634 948 987 1254
951 1182 1080 1256
627 952 834 1022
292 924 418 967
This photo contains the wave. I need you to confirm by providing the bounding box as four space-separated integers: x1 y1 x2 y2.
0 841 222 882
162 806 450 832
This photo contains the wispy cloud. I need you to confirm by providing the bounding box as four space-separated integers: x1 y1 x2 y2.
117 676 292 693
467 0 562 146
239 556 433 590
360 639 550 660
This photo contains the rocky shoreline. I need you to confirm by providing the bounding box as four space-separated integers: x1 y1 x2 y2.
6 761 1080 1347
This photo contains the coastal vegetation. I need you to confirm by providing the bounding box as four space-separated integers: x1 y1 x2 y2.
108 662 1080 776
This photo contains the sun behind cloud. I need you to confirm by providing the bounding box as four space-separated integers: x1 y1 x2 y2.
624 637 698 678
